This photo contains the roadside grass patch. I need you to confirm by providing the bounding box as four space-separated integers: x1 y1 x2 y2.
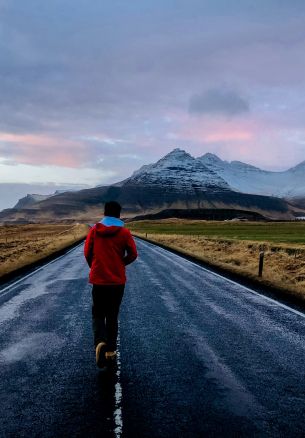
128 220 305 299
128 220 305 244
0 224 89 279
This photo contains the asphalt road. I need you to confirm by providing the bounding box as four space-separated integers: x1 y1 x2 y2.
1 238 305 437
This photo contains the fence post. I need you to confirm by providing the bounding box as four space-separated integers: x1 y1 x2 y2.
258 251 264 277
145 232 147 238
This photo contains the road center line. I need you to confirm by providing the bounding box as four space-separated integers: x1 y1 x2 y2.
114 328 123 438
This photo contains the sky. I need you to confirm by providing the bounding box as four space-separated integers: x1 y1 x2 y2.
1 0 305 209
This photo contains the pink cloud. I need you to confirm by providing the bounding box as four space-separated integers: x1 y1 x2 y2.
0 133 58 146
179 117 257 143
160 111 304 170
202 130 253 142
0 132 89 167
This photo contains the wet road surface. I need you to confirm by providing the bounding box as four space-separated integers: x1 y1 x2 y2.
0 238 305 437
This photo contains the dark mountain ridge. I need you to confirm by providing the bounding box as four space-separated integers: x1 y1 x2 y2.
1 148 303 223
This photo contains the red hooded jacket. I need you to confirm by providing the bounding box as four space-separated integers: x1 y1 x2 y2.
84 223 137 285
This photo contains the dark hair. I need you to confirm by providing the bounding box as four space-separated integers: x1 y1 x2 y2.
104 201 122 218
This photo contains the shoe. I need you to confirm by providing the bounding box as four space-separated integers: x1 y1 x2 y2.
105 351 117 361
96 342 107 368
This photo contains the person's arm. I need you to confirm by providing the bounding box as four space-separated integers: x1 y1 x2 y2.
84 226 95 267
123 232 138 266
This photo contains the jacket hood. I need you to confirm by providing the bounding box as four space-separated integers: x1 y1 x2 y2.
100 216 124 227
95 216 124 236
95 223 123 236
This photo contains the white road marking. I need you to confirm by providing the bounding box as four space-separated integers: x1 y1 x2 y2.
0 237 123 436
137 238 305 320
114 328 123 438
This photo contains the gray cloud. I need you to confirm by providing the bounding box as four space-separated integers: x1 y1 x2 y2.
0 0 303 136
189 88 250 116
0 0 305 183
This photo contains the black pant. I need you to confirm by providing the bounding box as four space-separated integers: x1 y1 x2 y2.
92 284 125 350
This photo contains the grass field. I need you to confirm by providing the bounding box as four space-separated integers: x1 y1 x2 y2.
0 224 89 279
129 220 305 299
128 220 305 245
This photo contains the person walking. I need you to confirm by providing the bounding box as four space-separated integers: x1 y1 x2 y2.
84 201 137 368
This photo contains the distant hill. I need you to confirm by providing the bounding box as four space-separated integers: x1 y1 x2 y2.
13 190 73 209
288 197 305 210
14 194 53 209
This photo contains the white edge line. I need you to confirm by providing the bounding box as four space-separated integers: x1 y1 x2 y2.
0 242 84 295
114 327 123 437
137 238 305 320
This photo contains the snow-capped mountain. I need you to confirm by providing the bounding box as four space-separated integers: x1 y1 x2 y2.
123 148 305 199
123 148 230 192
198 153 305 199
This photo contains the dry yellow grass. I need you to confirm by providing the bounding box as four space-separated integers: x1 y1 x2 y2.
0 223 89 279
134 233 305 299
